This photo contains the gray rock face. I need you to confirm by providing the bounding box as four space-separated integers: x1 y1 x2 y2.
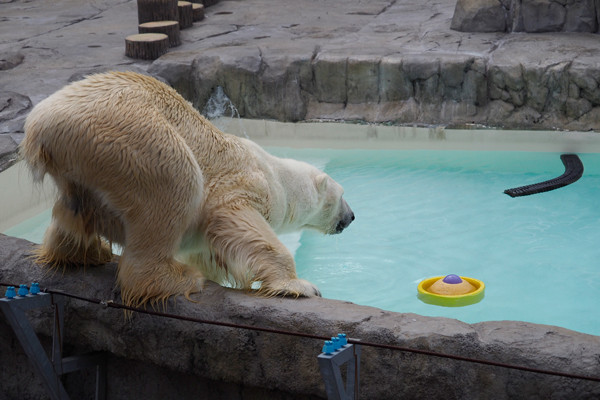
0 91 31 133
149 42 600 132
0 91 30 169
452 0 600 33
2 0 600 172
451 0 508 32
1 234 600 399
0 135 19 171
0 51 24 71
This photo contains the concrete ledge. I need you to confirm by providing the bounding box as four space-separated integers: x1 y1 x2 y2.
212 118 600 153
1 234 599 399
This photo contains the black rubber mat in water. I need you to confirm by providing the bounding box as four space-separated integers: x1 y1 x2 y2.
504 154 584 197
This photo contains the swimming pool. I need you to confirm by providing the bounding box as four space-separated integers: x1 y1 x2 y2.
4 122 600 336
269 147 600 336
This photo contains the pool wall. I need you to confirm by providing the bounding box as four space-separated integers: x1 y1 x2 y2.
1 234 599 399
0 161 56 233
216 117 600 153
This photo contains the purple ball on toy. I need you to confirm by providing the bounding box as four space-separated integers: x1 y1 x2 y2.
442 274 463 284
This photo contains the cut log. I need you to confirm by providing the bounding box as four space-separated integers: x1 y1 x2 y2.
178 1 193 29
138 20 181 47
137 0 178 24
125 33 169 60
192 3 204 21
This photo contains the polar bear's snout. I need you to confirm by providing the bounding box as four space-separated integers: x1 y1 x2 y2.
334 198 355 234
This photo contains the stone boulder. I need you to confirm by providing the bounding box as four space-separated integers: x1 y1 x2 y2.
451 0 508 32
451 0 600 32
0 91 31 134
0 136 18 171
0 91 31 169
0 51 24 71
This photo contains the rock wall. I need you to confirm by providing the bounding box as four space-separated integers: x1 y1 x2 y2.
1 234 599 399
0 89 30 171
150 40 600 132
3 0 600 177
452 0 600 33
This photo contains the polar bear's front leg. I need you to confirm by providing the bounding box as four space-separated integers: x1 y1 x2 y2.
117 204 205 307
205 207 321 297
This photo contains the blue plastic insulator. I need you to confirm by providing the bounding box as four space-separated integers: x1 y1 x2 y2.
322 340 335 354
17 284 29 296
5 286 16 299
331 336 341 351
337 333 348 346
30 282 40 295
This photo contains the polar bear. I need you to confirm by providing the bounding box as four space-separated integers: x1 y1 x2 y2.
20 71 354 307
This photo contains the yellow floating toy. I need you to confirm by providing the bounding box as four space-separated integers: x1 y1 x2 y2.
417 274 485 307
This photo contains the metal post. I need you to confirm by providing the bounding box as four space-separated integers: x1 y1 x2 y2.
318 333 361 400
51 293 65 375
1 292 70 400
1 285 107 400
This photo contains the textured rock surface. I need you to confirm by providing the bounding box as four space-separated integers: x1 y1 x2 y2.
452 0 600 33
1 234 600 399
2 0 600 174
451 0 508 32
2 1 600 396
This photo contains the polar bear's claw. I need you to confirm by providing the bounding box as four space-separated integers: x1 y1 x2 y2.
261 278 321 298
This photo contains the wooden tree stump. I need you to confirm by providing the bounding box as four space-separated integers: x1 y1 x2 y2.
137 0 178 24
125 33 169 60
178 1 193 29
139 20 181 47
192 3 204 21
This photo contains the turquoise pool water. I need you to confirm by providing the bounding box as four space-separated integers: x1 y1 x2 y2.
6 149 600 336
271 148 600 336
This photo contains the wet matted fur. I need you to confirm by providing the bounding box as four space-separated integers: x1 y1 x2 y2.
20 71 354 307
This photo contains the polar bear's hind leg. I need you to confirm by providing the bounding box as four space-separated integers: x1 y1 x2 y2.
34 186 114 269
108 125 207 308
116 199 206 307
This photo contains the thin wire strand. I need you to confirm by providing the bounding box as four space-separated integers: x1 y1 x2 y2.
1 282 599 383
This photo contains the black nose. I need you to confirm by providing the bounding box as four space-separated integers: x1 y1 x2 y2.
335 213 355 234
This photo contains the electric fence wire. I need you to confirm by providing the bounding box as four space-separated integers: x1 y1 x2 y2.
1 281 600 383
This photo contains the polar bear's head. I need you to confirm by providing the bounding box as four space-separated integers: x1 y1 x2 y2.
307 172 355 235
270 155 354 235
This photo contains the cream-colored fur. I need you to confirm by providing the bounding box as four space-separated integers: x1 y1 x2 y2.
20 71 354 307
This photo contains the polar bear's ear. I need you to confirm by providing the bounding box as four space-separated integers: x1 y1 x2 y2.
315 173 329 192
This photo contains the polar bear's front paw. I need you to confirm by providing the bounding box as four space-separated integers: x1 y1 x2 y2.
261 278 321 298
